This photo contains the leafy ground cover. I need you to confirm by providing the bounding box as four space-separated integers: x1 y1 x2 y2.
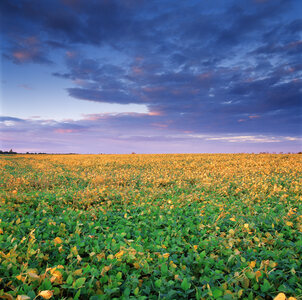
0 154 301 299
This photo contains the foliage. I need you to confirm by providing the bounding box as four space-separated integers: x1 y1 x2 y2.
0 154 301 299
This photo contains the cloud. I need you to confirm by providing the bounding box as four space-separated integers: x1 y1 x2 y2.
206 135 281 143
51 50 301 136
18 84 33 90
3 36 52 64
1 0 301 151
1 114 301 153
54 128 80 134
0 116 25 122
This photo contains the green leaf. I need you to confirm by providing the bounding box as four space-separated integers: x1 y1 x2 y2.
116 272 122 280
134 287 139 296
66 274 73 285
124 287 130 297
41 278 52 290
212 289 223 298
199 251 206 258
161 264 168 275
53 287 60 296
155 279 162 288
260 279 271 292
74 289 81 300
181 278 191 291
27 291 36 299
73 277 86 289
246 271 255 279
242 277 250 289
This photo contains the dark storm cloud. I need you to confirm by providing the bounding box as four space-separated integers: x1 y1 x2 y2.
1 0 301 138
55 49 301 136
2 36 53 64
287 19 302 33
1 0 290 60
0 0 160 51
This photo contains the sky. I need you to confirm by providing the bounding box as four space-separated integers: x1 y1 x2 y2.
0 0 301 154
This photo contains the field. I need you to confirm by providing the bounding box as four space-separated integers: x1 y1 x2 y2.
0 154 301 300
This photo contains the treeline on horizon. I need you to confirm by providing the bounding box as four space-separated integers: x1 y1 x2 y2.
0 149 76 155
0 149 47 155
0 149 301 155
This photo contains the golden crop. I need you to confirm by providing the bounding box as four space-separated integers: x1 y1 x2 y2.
2 153 301 210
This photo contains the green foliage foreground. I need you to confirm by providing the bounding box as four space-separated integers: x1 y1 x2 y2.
0 154 301 299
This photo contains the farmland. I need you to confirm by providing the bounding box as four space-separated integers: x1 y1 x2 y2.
0 154 301 300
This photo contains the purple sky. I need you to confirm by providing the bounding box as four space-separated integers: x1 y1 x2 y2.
1 0 301 153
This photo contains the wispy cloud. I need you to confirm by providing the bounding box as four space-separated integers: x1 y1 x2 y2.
18 84 33 90
206 135 281 143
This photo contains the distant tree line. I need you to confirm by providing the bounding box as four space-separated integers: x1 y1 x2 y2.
0 149 301 155
24 152 47 154
0 149 17 154
0 149 47 155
